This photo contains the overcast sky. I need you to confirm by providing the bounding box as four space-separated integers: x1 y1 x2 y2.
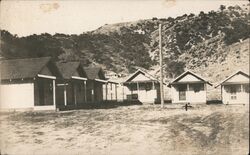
0 0 248 36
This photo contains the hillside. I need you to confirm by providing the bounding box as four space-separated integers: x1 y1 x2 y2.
0 4 249 82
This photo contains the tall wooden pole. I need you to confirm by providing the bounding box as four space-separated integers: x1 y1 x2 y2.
159 24 164 108
64 84 67 106
84 81 87 102
53 80 56 110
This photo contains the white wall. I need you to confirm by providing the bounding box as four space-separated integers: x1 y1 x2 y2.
221 73 249 104
122 85 129 100
222 84 249 104
103 83 118 101
116 84 124 101
122 84 157 103
171 84 207 104
137 89 157 103
0 83 34 110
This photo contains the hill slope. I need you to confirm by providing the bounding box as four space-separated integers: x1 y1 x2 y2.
1 4 249 82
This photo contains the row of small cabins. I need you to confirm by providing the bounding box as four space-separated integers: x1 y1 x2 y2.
122 68 249 105
0 57 119 111
0 57 249 111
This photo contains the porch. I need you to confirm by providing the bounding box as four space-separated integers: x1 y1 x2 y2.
56 77 87 110
171 82 207 104
33 74 56 110
123 81 159 103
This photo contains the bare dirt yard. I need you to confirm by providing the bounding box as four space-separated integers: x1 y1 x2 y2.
0 104 249 155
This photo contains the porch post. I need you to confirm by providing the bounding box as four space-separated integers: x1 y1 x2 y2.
115 84 118 101
111 83 113 100
187 84 189 102
221 85 223 103
122 84 124 101
84 81 87 102
130 83 133 96
106 83 108 101
64 84 67 106
92 82 95 102
137 82 139 99
53 80 56 110
204 83 206 102
74 83 77 106
152 81 155 105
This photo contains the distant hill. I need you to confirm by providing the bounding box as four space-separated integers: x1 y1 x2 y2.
1 4 249 83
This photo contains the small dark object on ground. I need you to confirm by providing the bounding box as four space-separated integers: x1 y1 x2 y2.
183 103 193 111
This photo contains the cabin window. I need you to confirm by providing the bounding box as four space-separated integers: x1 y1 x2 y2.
191 83 204 92
139 84 145 90
129 84 137 91
145 83 152 91
243 84 249 93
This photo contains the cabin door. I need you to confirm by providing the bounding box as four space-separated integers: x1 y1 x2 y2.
56 84 65 107
179 84 187 101
38 78 53 106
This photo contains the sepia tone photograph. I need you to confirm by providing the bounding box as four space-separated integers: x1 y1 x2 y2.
0 0 249 154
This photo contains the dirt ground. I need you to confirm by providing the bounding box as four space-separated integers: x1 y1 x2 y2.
0 104 249 155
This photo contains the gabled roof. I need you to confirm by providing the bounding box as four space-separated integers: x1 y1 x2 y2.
83 67 105 80
56 62 86 79
168 70 212 86
0 57 54 80
215 70 249 88
123 69 159 83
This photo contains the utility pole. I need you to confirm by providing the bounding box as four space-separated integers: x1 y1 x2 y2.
159 24 164 108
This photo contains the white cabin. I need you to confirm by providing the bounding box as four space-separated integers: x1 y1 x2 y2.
168 71 212 104
122 69 161 104
0 57 60 111
216 70 249 105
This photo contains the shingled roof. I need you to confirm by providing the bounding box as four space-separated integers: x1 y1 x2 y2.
1 57 53 80
83 67 105 80
56 62 86 79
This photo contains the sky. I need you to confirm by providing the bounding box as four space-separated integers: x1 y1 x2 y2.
0 0 248 36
